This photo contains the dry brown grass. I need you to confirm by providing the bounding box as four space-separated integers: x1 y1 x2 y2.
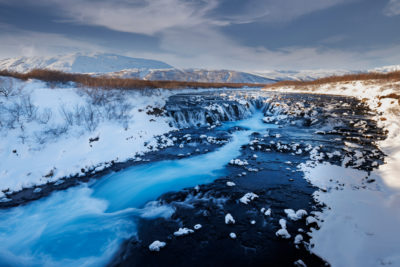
0 69 265 90
264 71 400 89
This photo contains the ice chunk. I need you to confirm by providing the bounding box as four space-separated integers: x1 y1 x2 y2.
149 240 166 252
33 188 42 193
276 229 291 239
194 224 202 230
173 227 194 236
294 259 307 267
284 209 308 221
239 192 259 204
225 213 236 224
294 234 303 245
279 218 287 229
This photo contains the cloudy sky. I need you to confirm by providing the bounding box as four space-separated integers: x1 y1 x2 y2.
0 0 399 70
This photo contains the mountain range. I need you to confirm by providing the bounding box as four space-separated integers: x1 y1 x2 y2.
1 52 397 84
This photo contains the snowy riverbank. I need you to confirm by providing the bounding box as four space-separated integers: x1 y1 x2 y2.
264 80 400 266
0 77 178 200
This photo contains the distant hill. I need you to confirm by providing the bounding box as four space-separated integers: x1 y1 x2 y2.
0 52 173 73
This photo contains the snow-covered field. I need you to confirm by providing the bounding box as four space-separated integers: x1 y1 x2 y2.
0 77 178 200
264 80 400 266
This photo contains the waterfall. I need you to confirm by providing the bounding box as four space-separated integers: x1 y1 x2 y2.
166 94 272 128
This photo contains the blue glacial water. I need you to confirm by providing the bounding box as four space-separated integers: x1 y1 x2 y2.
0 112 275 267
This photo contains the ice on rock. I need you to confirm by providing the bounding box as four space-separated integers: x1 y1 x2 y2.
294 259 307 267
284 209 308 221
305 216 318 226
250 220 256 225
229 232 237 239
275 229 291 239
173 227 194 236
229 159 249 166
33 188 42 193
194 224 202 230
279 218 287 229
239 192 259 204
276 218 291 238
149 240 166 252
226 181 236 187
225 213 236 224
294 234 303 245
264 208 272 216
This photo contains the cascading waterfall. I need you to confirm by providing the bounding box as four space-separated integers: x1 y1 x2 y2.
166 95 273 128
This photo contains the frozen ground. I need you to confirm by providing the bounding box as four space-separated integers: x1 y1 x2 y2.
265 80 400 266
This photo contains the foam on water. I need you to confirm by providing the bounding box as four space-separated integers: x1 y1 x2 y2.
0 112 274 267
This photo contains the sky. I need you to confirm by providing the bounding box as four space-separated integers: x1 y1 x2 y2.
0 0 399 71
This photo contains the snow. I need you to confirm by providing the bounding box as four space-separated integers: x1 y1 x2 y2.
239 192 259 204
229 232 237 239
226 181 236 187
173 227 194 237
225 213 236 224
301 162 400 266
0 78 178 195
149 240 166 252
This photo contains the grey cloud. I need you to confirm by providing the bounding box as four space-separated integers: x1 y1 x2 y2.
384 0 400 16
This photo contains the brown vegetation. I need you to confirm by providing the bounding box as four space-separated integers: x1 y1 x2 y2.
379 93 400 105
264 71 400 89
0 69 265 90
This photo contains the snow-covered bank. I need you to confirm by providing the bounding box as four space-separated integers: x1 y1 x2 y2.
0 77 177 200
264 80 400 266
302 163 400 267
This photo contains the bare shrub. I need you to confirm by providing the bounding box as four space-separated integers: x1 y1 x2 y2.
34 124 69 144
82 104 99 131
59 104 74 126
20 95 37 121
6 101 23 129
37 108 52 124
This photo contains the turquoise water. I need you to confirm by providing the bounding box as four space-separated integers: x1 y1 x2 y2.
0 112 273 267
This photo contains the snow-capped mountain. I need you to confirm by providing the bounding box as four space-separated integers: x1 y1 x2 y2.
372 65 400 73
2 52 389 84
251 69 353 81
0 53 173 73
